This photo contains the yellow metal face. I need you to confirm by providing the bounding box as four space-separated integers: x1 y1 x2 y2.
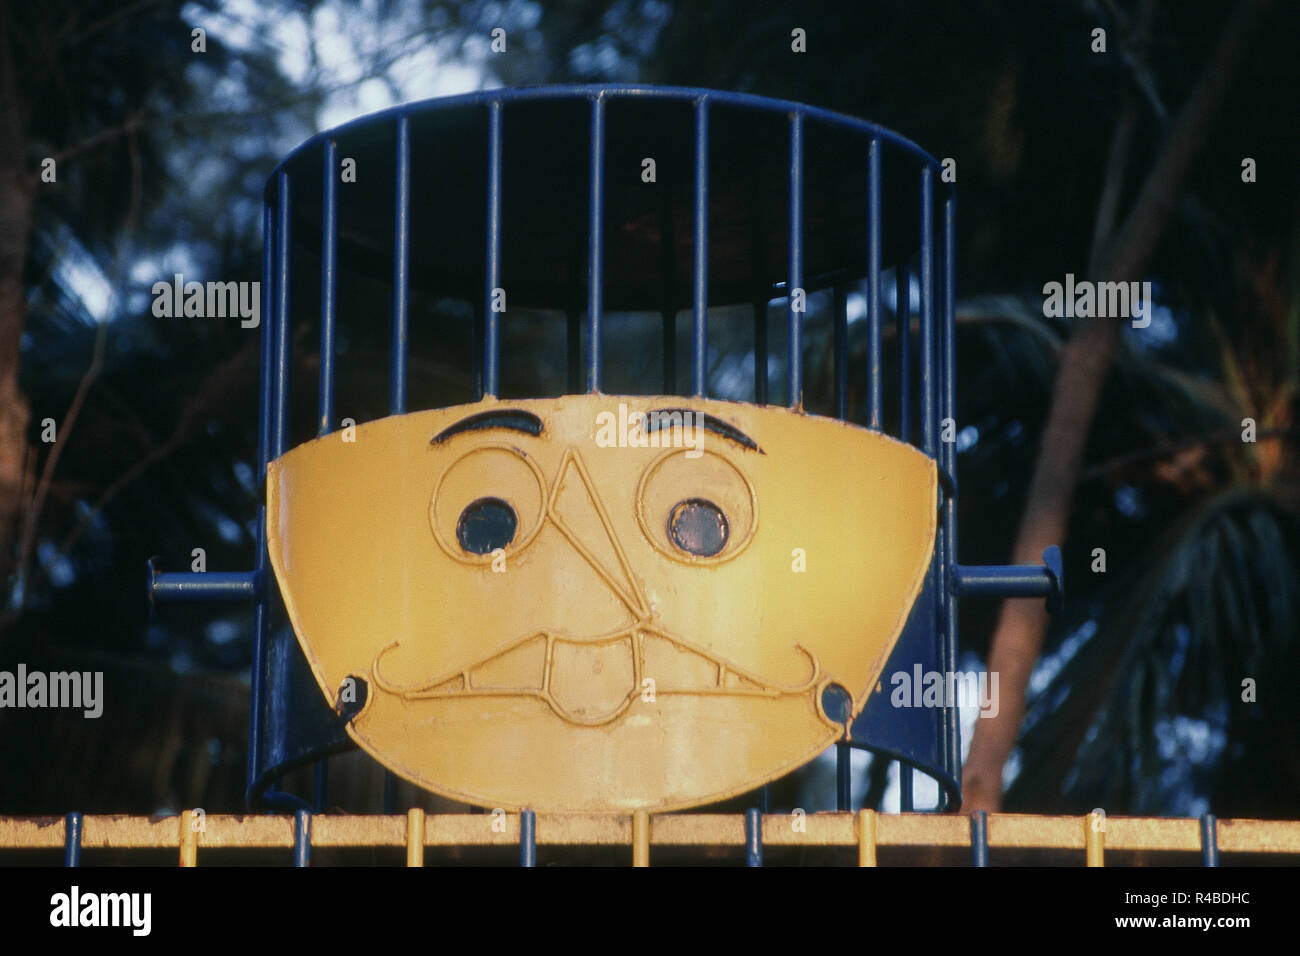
266 396 936 812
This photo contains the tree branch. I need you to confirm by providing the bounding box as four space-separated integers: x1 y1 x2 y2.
10 321 107 610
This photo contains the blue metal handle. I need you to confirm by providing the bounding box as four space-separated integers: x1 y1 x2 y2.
148 558 261 607
951 545 1063 614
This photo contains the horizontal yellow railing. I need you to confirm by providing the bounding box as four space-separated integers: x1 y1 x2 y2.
2 811 1297 866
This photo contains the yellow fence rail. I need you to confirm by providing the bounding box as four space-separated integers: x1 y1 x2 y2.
2 811 1299 866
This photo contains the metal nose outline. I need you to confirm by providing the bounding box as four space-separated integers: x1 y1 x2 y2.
542 446 650 623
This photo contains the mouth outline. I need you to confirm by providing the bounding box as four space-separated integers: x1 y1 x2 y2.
370 624 825 727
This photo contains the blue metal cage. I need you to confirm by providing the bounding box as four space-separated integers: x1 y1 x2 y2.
149 85 1060 814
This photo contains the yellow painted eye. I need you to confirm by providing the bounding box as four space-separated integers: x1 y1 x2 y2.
636 448 757 564
429 443 546 563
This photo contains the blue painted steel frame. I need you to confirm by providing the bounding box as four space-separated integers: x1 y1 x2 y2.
148 84 1062 814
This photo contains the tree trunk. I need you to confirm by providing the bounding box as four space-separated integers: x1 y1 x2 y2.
0 163 32 607
0 0 32 612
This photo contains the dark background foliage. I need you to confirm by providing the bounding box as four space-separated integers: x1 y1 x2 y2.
1 0 1296 818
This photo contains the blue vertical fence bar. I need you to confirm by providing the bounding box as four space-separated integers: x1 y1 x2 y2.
837 744 851 811
293 809 312 867
941 193 961 782
586 96 606 393
918 168 935 459
520 809 537 867
833 284 848 419
247 202 276 798
897 264 911 443
1201 814 1219 867
745 808 763 867
691 97 709 397
319 139 338 436
258 202 275 487
391 115 411 414
918 166 942 805
273 172 292 459
483 100 503 398
970 810 989 867
787 112 804 409
866 137 883 430
754 300 768 404
63 812 82 867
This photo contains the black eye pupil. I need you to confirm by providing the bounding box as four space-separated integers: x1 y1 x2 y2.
457 497 517 554
668 498 729 557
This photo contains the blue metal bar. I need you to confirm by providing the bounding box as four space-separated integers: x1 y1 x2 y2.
970 810 989 867
391 115 410 414
918 168 935 458
691 97 709 397
918 167 944 800
899 762 914 812
319 139 338 436
151 568 259 604
897 265 911 443
484 99 503 398
248 202 276 803
273 171 292 459
269 86 943 186
662 311 676 392
836 742 851 811
952 560 1059 599
63 812 82 867
833 283 848 420
1201 814 1219 867
787 113 804 409
941 194 961 787
259 202 275 472
586 96 606 393
520 809 537 867
941 197 957 489
867 137 883 430
753 300 768 404
936 515 954 797
758 784 770 814
293 809 312 867
745 808 763 867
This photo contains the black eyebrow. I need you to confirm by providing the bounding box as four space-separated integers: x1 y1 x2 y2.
643 408 763 454
432 409 544 444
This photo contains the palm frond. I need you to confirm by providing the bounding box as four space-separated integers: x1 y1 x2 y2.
1006 488 1300 815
